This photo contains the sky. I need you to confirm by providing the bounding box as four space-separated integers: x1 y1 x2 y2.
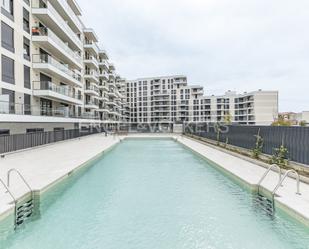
78 0 309 112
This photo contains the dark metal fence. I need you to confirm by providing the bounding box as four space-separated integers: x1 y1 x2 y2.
184 123 309 165
0 128 105 154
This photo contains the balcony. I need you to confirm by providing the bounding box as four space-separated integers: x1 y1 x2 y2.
32 0 83 50
84 40 99 55
99 95 109 102
84 84 100 97
98 59 109 69
107 92 117 98
108 63 115 71
33 81 83 105
32 54 83 88
32 26 82 69
51 0 83 33
98 71 108 80
84 69 99 83
84 56 99 69
98 82 109 91
85 100 99 109
99 49 109 60
0 101 103 122
108 72 116 79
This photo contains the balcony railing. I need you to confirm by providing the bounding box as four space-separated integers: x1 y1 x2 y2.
32 54 82 83
85 84 100 94
0 100 100 120
33 81 82 100
85 100 98 106
84 69 99 78
32 26 81 63
57 0 83 31
32 0 82 48
84 40 99 53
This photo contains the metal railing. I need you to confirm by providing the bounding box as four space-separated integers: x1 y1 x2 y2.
32 54 82 83
31 0 82 48
33 81 83 100
32 26 81 62
57 0 83 31
85 84 99 94
0 128 105 154
84 69 99 78
85 100 98 106
0 100 99 120
257 164 282 194
272 170 301 196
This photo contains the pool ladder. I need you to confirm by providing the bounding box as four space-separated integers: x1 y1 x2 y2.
256 164 301 215
1 169 35 228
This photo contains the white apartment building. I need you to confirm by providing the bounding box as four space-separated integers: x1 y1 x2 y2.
126 76 278 129
0 0 128 135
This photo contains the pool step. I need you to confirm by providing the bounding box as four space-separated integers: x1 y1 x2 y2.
15 198 34 226
254 193 274 216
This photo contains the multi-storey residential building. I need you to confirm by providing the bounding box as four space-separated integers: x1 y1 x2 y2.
0 0 128 135
126 76 278 130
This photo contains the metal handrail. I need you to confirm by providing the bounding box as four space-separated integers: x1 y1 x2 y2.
0 178 16 204
272 169 301 196
257 164 282 194
7 169 32 194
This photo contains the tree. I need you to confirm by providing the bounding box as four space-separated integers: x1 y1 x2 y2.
271 117 292 126
299 121 307 127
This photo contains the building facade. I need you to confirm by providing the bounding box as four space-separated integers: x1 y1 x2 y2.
126 76 278 129
0 0 128 134
0 1 279 135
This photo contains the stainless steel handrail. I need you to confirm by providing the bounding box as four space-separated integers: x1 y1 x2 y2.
0 178 16 204
7 169 32 194
257 164 282 194
272 169 301 196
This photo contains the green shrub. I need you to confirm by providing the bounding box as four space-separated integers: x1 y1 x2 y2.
271 144 289 166
252 130 264 159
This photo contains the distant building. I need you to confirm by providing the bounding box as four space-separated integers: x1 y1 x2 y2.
278 111 309 126
126 76 279 129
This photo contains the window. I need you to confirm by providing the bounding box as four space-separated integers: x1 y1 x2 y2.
24 65 31 89
2 55 15 84
0 130 10 136
24 94 31 115
26 128 44 133
1 0 13 20
23 8 30 33
1 88 15 113
1 21 14 52
23 37 30 60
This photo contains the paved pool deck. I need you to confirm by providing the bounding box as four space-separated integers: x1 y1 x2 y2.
0 134 122 219
177 135 309 225
0 133 308 226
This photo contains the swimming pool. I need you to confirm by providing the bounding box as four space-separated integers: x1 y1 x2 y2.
0 139 309 249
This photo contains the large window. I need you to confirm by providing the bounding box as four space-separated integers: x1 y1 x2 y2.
1 0 14 20
24 94 31 115
1 88 15 113
23 8 30 33
23 37 30 60
24 65 31 89
1 21 14 52
1 55 15 84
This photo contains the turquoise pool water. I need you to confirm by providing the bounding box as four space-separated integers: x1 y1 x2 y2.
0 139 309 249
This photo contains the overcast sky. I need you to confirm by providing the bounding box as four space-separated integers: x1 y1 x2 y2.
78 0 309 112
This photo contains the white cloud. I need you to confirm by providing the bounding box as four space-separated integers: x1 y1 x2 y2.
78 0 309 112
